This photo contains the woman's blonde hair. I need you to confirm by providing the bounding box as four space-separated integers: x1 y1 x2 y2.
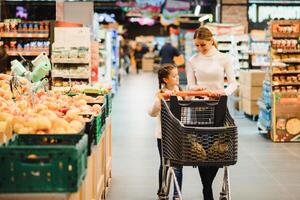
193 26 218 49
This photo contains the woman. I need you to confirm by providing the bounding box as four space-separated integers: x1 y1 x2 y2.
186 26 237 200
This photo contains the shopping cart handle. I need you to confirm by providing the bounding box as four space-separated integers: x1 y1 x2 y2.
160 91 223 98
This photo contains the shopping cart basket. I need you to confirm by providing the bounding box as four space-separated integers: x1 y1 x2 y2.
159 92 238 200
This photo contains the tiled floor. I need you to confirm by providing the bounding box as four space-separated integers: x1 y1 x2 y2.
107 72 300 200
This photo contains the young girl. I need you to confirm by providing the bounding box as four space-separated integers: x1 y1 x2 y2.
186 26 237 200
148 64 182 200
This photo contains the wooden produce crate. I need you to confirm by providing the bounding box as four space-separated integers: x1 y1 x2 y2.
95 136 105 200
83 147 95 200
104 116 112 197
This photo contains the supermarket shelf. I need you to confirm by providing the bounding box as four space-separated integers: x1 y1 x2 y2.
0 32 49 38
247 51 269 55
6 51 49 56
52 73 90 79
272 70 300 75
272 82 300 86
218 47 249 52
275 59 300 63
215 35 249 42
274 49 300 54
251 39 270 43
51 58 90 64
252 61 286 67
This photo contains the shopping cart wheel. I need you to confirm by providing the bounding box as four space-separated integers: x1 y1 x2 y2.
157 195 169 200
219 192 228 200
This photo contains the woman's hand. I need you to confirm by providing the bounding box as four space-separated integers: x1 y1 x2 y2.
211 90 226 97
190 85 206 91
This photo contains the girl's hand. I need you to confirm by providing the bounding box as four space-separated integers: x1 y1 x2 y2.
158 90 176 100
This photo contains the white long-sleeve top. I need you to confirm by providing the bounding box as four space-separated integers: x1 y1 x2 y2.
148 86 181 139
186 46 237 96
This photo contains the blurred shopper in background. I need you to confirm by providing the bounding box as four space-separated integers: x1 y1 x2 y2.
120 38 131 74
134 42 149 74
159 38 180 65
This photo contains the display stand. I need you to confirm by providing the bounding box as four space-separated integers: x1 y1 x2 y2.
0 20 51 61
51 27 91 90
268 20 300 142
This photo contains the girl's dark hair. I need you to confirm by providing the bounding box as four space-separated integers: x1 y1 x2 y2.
158 64 176 89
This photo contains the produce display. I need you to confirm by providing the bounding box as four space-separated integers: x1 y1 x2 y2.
0 73 105 140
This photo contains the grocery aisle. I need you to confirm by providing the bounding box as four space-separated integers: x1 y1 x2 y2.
107 72 300 200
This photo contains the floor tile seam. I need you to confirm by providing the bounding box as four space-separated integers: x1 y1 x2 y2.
280 145 300 160
247 151 296 200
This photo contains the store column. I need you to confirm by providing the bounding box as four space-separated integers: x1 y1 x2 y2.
56 0 64 21
221 0 248 32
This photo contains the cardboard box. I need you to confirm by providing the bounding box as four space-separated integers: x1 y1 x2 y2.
142 58 154 71
239 70 265 86
240 84 263 100
242 97 259 115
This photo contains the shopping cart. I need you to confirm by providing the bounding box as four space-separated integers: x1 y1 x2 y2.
158 91 238 200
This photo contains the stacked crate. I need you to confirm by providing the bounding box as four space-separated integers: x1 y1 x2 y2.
239 70 266 116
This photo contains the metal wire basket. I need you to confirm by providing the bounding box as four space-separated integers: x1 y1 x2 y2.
161 96 238 167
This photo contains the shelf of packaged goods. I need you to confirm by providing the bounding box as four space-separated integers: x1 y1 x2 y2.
246 51 269 55
215 35 249 42
252 62 286 67
251 39 270 43
51 73 90 79
274 49 300 54
272 82 300 86
275 59 300 63
0 32 49 38
272 70 300 75
6 51 49 56
51 58 90 64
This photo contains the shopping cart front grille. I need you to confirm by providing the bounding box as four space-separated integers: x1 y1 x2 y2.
161 97 238 167
181 106 215 126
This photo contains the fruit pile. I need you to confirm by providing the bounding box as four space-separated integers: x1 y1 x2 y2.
0 74 106 137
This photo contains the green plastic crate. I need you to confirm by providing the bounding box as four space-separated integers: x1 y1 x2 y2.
95 104 106 144
0 134 88 193
105 93 113 117
87 101 106 145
